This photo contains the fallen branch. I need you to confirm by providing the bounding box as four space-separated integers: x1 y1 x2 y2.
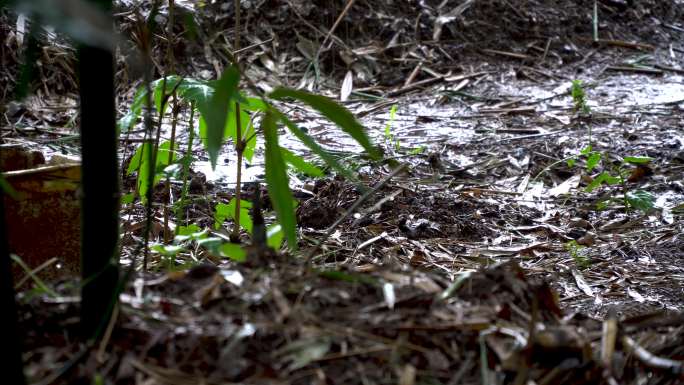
606 66 663 75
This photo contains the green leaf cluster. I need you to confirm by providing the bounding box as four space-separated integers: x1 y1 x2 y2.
571 80 590 114
565 240 590 269
121 66 380 259
583 155 655 213
126 140 177 203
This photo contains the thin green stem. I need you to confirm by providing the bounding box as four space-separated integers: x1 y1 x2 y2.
230 0 243 243
177 102 195 229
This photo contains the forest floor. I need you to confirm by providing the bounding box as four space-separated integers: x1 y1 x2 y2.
2 1 683 384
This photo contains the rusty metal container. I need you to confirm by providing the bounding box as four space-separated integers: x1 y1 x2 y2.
2 144 81 284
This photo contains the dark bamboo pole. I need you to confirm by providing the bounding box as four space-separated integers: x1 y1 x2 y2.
77 0 120 339
0 191 26 384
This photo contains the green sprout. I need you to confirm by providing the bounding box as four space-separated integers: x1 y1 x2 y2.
571 80 591 114
565 240 590 269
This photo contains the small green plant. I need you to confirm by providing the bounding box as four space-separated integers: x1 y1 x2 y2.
536 148 655 214
150 225 221 269
125 140 178 203
383 104 400 151
381 104 425 155
571 80 591 114
212 197 284 260
562 81 654 214
567 80 595 169
150 222 281 268
565 240 590 269
122 66 382 262
586 155 655 213
566 144 601 169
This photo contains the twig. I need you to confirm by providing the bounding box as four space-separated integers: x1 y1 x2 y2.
403 62 423 87
477 106 536 114
655 64 684 74
481 49 532 60
578 37 655 51
540 38 551 63
314 0 356 63
96 303 119 363
232 37 273 55
14 257 58 289
388 76 445 97
622 336 684 373
606 66 663 75
285 1 350 52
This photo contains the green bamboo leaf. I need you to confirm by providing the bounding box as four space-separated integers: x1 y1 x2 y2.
220 243 246 262
127 142 145 175
623 156 653 165
151 244 184 257
197 237 223 255
214 199 253 233
121 76 209 134
157 139 177 166
586 152 601 172
586 171 620 192
596 200 609 210
153 76 182 115
269 88 381 160
196 66 240 168
244 131 257 162
138 161 152 201
213 203 231 230
267 224 284 249
243 97 269 111
262 111 297 250
176 224 203 237
128 141 177 202
626 190 654 212
198 107 256 163
280 147 324 177
586 173 602 192
118 86 147 133
131 142 153 201
273 110 356 181
384 104 398 139
176 78 213 104
604 174 621 185
121 192 135 204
